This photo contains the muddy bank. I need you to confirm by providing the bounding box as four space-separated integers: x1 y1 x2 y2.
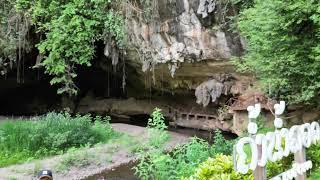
0 124 190 180
86 161 138 180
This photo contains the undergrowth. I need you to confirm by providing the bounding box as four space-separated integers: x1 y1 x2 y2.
56 146 97 172
133 113 235 180
0 112 115 167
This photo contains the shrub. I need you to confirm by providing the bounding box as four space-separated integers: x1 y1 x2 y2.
172 138 211 178
235 0 320 104
147 108 170 148
307 142 320 179
188 154 253 180
266 155 293 178
134 108 238 180
56 147 96 172
0 112 115 167
210 129 234 155
134 137 211 180
134 125 237 180
307 143 320 169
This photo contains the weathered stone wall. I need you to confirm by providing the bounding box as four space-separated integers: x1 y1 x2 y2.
126 0 243 69
124 0 250 102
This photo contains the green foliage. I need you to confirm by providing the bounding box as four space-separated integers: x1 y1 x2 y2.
134 129 236 180
266 155 293 178
172 138 211 178
56 147 96 172
15 0 125 95
235 0 320 104
133 150 174 180
147 128 170 148
134 137 211 180
309 171 320 180
0 112 115 167
147 108 170 148
307 143 320 172
188 154 253 180
188 146 292 180
210 129 234 155
147 108 167 130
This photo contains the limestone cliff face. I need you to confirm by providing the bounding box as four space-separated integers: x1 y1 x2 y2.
127 0 243 67
124 0 250 102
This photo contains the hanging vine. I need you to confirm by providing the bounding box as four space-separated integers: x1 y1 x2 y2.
15 0 125 95
0 0 31 80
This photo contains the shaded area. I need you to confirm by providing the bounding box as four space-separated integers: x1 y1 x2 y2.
87 162 138 180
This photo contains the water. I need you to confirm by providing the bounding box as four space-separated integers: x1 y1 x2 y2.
86 162 138 180
88 128 237 179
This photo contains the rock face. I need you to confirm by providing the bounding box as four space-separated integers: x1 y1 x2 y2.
126 0 243 72
99 0 252 134
124 0 248 99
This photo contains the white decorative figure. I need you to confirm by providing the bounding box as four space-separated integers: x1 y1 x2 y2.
274 101 285 115
274 101 285 129
247 104 261 119
288 125 302 153
248 122 258 134
281 128 291 157
300 123 312 148
266 132 279 162
311 122 320 144
274 129 284 161
236 137 258 174
247 103 261 135
255 134 268 166
234 99 320 178
274 117 283 129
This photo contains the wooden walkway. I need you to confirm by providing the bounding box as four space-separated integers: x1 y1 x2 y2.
167 106 231 132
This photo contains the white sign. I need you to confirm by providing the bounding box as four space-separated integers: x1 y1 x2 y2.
234 101 320 179
270 161 312 180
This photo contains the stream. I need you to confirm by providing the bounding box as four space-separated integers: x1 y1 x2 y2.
86 161 138 180
0 116 237 180
86 124 237 180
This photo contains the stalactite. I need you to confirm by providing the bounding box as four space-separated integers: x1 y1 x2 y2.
195 79 225 107
197 0 216 18
0 3 30 82
122 54 127 93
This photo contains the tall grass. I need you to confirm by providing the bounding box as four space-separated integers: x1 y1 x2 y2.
0 112 115 167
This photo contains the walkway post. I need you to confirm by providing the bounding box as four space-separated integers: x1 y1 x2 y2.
253 144 267 180
294 148 307 180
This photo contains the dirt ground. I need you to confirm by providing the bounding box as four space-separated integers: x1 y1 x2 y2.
0 123 190 180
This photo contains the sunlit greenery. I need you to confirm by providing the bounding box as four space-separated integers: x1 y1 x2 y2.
235 0 320 104
14 0 125 95
134 120 236 180
0 112 115 167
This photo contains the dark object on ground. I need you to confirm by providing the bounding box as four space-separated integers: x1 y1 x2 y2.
37 170 53 180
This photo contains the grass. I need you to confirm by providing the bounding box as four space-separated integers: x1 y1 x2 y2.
55 133 142 172
0 112 116 167
56 147 97 172
1 133 141 177
309 169 320 180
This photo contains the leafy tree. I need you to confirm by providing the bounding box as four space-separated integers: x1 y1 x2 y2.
15 0 125 95
235 0 320 104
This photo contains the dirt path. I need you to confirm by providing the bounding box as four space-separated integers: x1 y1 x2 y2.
0 123 190 180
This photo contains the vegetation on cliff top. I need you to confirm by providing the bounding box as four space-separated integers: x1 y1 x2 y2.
235 0 320 104
2 0 320 104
